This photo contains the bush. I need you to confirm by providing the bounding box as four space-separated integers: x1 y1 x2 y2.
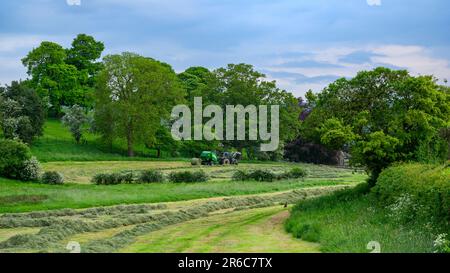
138 170 164 183
233 168 307 182
0 139 32 180
287 167 307 179
373 163 450 226
250 169 276 182
91 173 123 185
168 170 208 183
41 171 64 185
232 170 249 181
19 156 41 181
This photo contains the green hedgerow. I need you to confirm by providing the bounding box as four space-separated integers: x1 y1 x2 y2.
168 170 208 183
138 170 164 183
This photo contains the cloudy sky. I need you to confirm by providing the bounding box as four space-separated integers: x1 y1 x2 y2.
0 0 449 97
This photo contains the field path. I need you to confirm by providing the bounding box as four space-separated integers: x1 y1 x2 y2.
120 206 320 253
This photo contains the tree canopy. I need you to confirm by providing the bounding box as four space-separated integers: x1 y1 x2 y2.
94 52 185 157
301 67 450 185
22 34 104 116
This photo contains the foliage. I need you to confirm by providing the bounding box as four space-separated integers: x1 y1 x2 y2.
0 81 45 143
0 139 32 180
168 170 208 183
138 170 164 183
41 171 64 185
372 163 450 226
61 105 89 144
233 167 307 182
287 167 308 179
91 172 134 185
284 137 341 165
285 183 440 252
94 52 185 157
22 34 104 115
302 67 450 184
65 33 105 87
20 156 42 181
186 63 301 157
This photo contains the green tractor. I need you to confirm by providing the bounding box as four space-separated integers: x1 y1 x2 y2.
200 151 242 165
200 151 219 165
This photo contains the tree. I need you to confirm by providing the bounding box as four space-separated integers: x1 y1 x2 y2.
95 52 185 157
0 81 45 143
178 66 212 106
61 105 88 144
301 67 450 186
202 63 301 157
66 34 105 87
21 34 104 116
145 125 180 158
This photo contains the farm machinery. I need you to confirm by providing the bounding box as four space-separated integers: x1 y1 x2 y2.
199 151 241 165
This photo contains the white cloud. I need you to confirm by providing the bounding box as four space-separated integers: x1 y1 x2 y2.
367 0 382 6
260 44 450 97
66 0 81 6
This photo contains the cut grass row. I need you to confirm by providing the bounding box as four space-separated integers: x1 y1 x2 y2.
0 186 345 252
120 206 320 253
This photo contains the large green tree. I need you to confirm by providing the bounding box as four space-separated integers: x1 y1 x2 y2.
94 52 185 157
203 63 301 157
22 34 104 115
302 67 450 185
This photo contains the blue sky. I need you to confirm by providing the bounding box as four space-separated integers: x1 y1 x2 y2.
1 0 449 96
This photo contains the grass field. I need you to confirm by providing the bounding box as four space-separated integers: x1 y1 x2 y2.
120 206 320 253
0 159 365 213
0 186 347 253
0 119 372 253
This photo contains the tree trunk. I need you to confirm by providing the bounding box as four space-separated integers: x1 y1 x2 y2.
157 148 161 158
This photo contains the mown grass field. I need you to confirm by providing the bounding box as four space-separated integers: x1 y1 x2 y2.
120 206 320 253
0 119 371 253
0 185 348 253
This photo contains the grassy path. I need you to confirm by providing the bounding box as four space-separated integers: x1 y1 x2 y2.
120 206 320 253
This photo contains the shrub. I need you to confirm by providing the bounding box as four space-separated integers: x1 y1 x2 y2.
19 156 41 181
41 171 64 185
168 170 208 183
373 163 450 226
138 170 164 183
250 170 276 182
120 172 134 184
232 170 250 181
91 173 120 185
287 167 307 179
0 139 32 180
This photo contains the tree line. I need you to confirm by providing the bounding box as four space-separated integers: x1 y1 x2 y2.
0 34 448 186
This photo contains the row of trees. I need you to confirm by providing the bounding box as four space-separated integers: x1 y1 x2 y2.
2 33 448 186
1 34 301 159
296 67 450 185
94 54 301 157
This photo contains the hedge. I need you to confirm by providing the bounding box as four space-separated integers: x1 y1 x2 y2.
373 163 450 225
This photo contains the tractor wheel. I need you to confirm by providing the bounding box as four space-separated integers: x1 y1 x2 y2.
222 158 230 165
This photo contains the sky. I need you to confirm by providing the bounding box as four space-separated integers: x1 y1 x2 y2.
0 0 449 97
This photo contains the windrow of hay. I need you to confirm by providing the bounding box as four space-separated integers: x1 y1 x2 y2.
0 185 348 252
